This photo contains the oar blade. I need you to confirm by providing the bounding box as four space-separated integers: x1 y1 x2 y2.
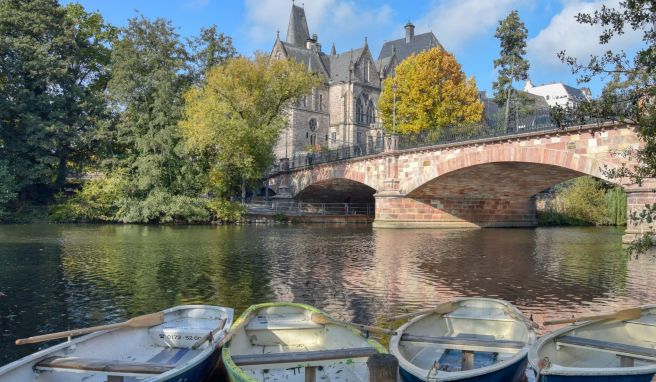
126 312 165 328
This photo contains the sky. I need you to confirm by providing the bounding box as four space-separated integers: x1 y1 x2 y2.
62 0 646 96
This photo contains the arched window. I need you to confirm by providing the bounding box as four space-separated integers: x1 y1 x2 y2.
309 118 317 132
356 97 364 124
366 100 375 124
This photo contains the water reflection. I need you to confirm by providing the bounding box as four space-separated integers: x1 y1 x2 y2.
1 224 655 364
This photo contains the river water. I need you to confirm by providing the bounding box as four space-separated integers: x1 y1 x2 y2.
1 224 655 365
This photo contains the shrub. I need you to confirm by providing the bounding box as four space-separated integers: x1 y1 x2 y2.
206 199 245 223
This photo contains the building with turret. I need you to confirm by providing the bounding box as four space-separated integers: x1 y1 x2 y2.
272 3 442 160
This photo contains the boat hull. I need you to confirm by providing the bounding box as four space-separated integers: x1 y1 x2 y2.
399 355 528 382
537 373 655 382
159 347 220 382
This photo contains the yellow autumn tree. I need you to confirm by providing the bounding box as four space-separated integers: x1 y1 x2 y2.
379 47 484 134
180 54 321 197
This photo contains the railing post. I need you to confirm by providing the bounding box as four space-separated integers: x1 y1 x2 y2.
345 203 349 216
322 203 325 215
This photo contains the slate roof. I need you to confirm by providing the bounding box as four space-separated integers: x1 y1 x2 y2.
280 42 330 78
562 84 587 100
329 48 365 83
378 32 443 62
286 5 310 47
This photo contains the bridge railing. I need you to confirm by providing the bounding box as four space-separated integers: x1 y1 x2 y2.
273 107 611 172
287 137 386 169
250 201 373 216
397 107 608 150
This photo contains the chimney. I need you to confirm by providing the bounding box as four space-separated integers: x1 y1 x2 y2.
405 21 414 43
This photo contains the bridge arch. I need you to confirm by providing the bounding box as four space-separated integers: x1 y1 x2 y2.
294 178 376 204
402 146 622 196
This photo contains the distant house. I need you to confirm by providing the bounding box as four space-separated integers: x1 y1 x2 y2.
523 81 592 108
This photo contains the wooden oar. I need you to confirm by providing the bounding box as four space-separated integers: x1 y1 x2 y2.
310 314 396 336
389 302 454 321
191 317 228 349
214 311 255 349
16 311 165 345
544 307 642 326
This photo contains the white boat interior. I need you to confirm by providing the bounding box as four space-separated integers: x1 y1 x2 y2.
391 298 534 380
0 305 232 382
533 306 656 373
226 304 383 382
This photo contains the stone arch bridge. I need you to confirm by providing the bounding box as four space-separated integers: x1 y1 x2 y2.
268 122 654 243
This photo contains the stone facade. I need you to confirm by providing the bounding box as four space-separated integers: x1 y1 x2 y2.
272 4 441 160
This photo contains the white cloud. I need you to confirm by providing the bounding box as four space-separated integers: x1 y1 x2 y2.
528 0 643 71
416 0 526 50
243 0 393 53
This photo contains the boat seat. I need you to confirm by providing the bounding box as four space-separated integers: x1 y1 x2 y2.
400 334 526 350
35 356 175 375
556 335 656 362
231 347 379 366
245 315 323 331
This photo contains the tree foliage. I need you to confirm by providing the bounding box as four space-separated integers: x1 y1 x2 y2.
378 47 483 135
0 0 114 203
187 25 238 84
559 1 655 183
493 10 531 127
180 55 321 197
557 1 655 250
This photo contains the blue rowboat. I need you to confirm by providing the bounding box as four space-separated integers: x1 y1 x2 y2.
529 305 656 382
222 302 387 382
0 305 233 382
390 297 536 382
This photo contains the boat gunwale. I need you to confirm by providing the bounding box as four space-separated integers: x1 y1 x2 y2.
221 302 387 382
389 297 536 382
528 304 656 377
0 304 234 382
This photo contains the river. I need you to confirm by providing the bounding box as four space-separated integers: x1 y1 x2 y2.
1 224 655 365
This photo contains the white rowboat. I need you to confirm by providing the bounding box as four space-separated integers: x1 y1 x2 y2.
0 305 233 382
529 304 656 382
222 302 387 382
390 298 536 382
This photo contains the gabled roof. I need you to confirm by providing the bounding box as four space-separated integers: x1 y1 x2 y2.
280 41 330 78
329 48 365 83
378 32 443 62
286 5 310 47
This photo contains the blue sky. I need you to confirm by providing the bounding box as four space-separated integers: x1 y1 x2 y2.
63 0 645 96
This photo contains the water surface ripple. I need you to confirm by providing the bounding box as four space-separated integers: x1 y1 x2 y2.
1 224 655 364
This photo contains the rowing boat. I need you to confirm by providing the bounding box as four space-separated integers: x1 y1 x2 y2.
390 297 536 382
222 302 387 382
0 305 233 382
529 304 656 382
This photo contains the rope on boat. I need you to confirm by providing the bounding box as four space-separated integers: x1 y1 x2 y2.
426 360 441 382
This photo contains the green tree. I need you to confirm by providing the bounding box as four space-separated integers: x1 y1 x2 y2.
0 159 16 218
558 1 656 250
103 16 209 223
188 25 238 84
378 47 483 135
493 10 531 129
180 55 321 200
0 0 114 205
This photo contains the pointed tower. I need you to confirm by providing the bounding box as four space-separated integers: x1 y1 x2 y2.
286 4 311 48
330 42 336 56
